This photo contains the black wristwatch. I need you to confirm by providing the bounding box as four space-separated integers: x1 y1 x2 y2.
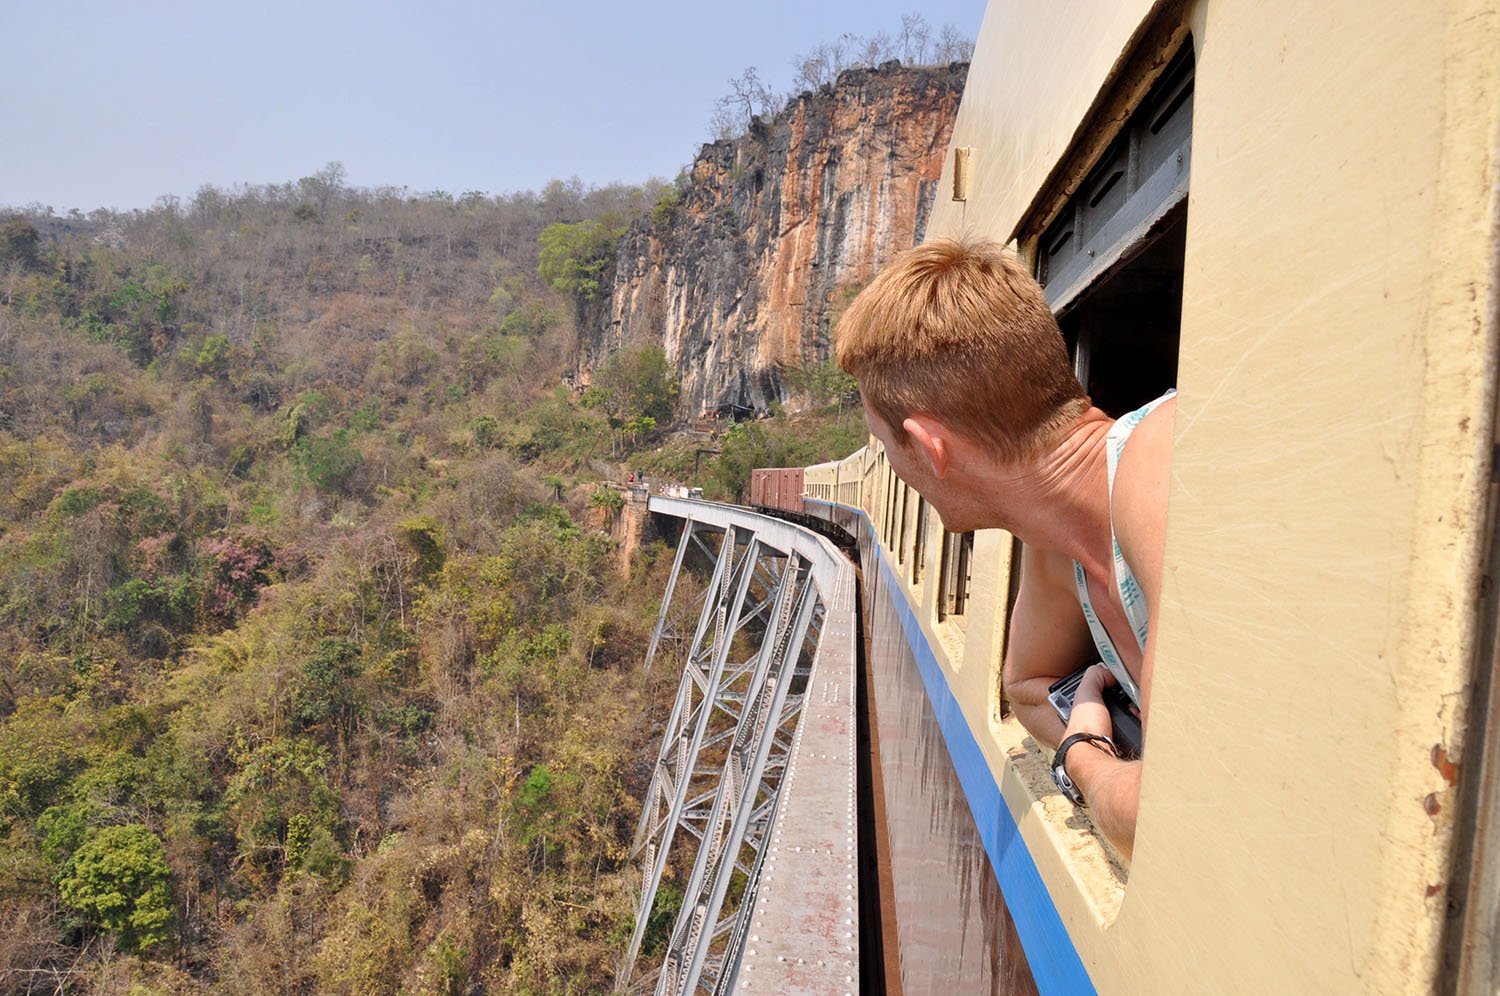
1051 732 1117 807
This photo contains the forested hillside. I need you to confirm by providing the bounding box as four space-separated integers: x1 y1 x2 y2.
0 174 710 993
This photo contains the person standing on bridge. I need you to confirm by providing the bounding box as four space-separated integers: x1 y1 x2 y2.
834 238 1174 859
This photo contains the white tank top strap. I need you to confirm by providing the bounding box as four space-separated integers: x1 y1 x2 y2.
1073 389 1175 707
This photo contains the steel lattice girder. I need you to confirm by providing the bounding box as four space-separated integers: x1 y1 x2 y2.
660 576 820 994
624 524 797 976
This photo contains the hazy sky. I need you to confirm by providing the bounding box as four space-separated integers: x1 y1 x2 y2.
3 1 986 214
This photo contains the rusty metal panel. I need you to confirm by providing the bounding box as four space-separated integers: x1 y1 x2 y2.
750 469 768 509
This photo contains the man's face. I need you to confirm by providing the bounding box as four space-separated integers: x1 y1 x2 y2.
861 398 988 534
863 400 946 511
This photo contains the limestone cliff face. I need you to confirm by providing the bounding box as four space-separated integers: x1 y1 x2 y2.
577 62 966 416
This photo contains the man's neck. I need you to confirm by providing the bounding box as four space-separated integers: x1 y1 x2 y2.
970 410 1116 574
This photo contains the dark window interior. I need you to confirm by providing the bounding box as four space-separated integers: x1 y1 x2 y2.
897 485 909 564
1038 41 1193 418
1060 208 1185 417
912 498 928 584
939 530 974 621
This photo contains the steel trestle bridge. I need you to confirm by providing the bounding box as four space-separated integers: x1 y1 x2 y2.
619 496 859 995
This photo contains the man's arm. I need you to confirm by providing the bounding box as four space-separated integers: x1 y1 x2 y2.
1008 551 1143 858
1002 545 1099 749
1060 665 1141 856
1065 397 1175 859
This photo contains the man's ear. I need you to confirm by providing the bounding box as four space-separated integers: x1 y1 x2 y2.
902 414 953 478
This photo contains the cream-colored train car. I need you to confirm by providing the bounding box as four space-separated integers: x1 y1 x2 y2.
830 0 1500 993
804 449 872 507
803 458 839 502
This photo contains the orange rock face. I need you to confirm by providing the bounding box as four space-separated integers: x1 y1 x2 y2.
576 62 966 417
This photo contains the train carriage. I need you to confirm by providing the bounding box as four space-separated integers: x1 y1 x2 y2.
763 0 1500 992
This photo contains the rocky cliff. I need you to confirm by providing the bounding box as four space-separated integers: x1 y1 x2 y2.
576 61 966 416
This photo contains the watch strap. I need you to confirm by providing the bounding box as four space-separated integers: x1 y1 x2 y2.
1052 732 1117 806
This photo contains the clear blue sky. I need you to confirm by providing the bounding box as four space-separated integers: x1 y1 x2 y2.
2 0 986 214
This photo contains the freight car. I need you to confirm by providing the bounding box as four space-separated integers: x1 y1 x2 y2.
747 466 803 514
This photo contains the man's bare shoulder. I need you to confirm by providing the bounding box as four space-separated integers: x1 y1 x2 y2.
1111 397 1175 576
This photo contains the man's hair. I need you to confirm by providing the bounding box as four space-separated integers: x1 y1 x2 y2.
835 238 1088 463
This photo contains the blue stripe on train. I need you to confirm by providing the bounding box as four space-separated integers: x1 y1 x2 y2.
819 499 1095 996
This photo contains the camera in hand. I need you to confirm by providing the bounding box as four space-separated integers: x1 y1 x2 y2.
1046 664 1143 761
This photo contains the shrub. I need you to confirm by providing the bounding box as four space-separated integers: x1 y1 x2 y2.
201 532 275 620
291 429 363 494
57 824 174 953
513 763 582 860
496 300 557 339
397 516 446 578
224 736 341 879
195 334 231 375
589 486 625 515
291 638 363 732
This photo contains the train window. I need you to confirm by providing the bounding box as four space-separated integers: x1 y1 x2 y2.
883 470 896 545
912 498 929 584
876 468 888 546
1063 210 1185 416
888 476 899 546
897 484 910 565
886 468 895 544
1037 41 1193 417
938 530 974 622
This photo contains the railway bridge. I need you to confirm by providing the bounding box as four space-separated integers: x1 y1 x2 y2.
619 496 862 994
620 492 1037 994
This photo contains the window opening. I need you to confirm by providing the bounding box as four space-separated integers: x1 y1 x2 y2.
1064 210 1185 416
912 498 929 584
1039 41 1192 417
897 484 909 565
888 475 899 546
884 471 897 545
939 530 974 621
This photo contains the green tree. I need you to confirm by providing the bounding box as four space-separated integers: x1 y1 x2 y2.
788 356 857 408
585 344 679 452
75 263 188 365
710 421 788 502
0 218 41 268
291 429 363 493
224 736 342 878
496 300 558 339
57 824 174 952
537 217 626 301
590 486 626 515
195 334 231 376
0 702 85 820
292 638 364 732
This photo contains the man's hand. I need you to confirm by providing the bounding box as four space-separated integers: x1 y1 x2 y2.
1059 664 1141 858
1062 664 1117 742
